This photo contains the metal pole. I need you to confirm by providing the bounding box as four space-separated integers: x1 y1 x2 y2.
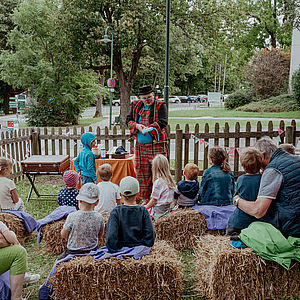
109 29 114 130
164 0 170 110
222 54 227 95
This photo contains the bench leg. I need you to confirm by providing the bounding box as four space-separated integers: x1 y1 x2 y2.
26 174 40 202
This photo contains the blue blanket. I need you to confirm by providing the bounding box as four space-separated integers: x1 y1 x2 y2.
0 271 10 300
1 210 37 233
192 204 235 229
36 206 76 243
39 245 151 300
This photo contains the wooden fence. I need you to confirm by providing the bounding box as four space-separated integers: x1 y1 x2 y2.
0 120 299 182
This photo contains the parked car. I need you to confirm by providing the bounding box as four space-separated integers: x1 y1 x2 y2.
112 96 139 106
197 95 208 103
187 96 197 103
169 96 181 103
158 96 181 103
178 96 188 103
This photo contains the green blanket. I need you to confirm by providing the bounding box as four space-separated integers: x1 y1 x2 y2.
239 221 300 270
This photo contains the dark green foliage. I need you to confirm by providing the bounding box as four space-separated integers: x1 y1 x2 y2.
237 94 298 112
292 68 300 107
224 90 253 110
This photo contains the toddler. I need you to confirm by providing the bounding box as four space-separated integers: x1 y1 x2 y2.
227 147 262 235
58 183 105 260
199 147 235 205
106 176 155 253
0 158 24 211
145 154 175 220
57 170 80 209
95 164 121 216
174 163 200 208
73 132 98 185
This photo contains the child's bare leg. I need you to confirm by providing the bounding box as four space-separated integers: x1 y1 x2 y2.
10 273 25 300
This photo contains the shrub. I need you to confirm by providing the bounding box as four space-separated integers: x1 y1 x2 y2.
224 90 253 110
244 48 290 99
292 67 300 107
237 94 298 112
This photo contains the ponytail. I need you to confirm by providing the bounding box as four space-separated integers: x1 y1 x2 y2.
209 147 231 173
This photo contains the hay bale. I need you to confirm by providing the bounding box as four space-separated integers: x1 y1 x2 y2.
153 208 225 250
51 240 183 300
194 235 300 300
41 215 109 255
0 212 31 245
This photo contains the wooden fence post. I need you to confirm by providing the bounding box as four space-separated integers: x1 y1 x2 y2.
175 128 183 183
285 126 294 144
31 131 40 155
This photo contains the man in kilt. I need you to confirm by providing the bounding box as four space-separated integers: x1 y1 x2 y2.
126 85 168 204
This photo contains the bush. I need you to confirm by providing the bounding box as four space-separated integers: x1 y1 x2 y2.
243 48 290 99
224 90 253 110
292 67 300 107
237 94 298 112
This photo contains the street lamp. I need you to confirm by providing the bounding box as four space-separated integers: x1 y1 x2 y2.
164 0 170 110
100 26 114 130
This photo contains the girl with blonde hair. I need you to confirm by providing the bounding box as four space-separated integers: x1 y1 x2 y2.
145 154 175 220
0 158 24 211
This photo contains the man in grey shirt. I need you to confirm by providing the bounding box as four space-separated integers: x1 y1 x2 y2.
233 137 300 237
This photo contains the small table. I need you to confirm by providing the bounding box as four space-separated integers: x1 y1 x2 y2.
70 155 136 188
21 155 70 202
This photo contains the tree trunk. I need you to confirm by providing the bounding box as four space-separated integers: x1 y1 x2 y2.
94 70 105 118
119 74 131 126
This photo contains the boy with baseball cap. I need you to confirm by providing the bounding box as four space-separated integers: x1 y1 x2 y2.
106 176 156 253
58 183 105 260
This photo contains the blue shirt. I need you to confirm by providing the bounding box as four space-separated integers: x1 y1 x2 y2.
199 164 235 206
227 173 261 229
137 106 152 143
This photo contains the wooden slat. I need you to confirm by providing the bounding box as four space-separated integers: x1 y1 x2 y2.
73 127 78 157
193 124 199 165
105 127 109 150
203 123 209 171
66 127 70 156
234 122 240 175
245 122 251 147
58 127 63 155
51 127 56 155
44 128 49 155
184 124 190 166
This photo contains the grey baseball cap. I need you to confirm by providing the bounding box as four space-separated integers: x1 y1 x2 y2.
76 183 99 204
119 176 139 196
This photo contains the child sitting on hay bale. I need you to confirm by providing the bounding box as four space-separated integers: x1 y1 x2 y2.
174 163 200 208
106 176 155 253
0 158 24 211
95 164 121 216
199 147 235 206
58 183 105 260
57 170 80 210
145 154 175 220
227 148 262 236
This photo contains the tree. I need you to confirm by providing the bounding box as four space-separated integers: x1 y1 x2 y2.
0 0 105 125
0 0 18 114
244 48 290 98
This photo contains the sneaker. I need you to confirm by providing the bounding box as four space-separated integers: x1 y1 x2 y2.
24 273 40 285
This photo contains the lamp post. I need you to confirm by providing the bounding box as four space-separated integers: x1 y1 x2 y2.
100 26 114 130
164 0 170 110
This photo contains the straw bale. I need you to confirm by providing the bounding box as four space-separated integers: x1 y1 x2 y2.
154 208 225 250
52 240 183 300
194 235 300 300
0 212 31 245
41 215 109 255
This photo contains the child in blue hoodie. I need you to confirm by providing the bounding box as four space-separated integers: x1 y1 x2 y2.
74 132 97 185
174 163 200 208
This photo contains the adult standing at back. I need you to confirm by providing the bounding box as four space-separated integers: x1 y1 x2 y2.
233 137 300 237
126 85 168 204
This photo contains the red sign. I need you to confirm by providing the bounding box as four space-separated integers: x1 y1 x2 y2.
7 121 14 128
107 78 116 88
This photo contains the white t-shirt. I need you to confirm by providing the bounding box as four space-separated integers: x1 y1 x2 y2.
151 178 174 206
0 177 16 210
95 181 121 215
0 221 8 233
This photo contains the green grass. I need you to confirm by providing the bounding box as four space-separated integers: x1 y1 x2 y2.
18 117 106 129
169 108 300 119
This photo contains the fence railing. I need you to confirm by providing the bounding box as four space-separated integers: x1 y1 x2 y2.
0 120 298 182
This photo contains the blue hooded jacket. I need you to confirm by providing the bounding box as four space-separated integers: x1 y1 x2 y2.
73 132 97 182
